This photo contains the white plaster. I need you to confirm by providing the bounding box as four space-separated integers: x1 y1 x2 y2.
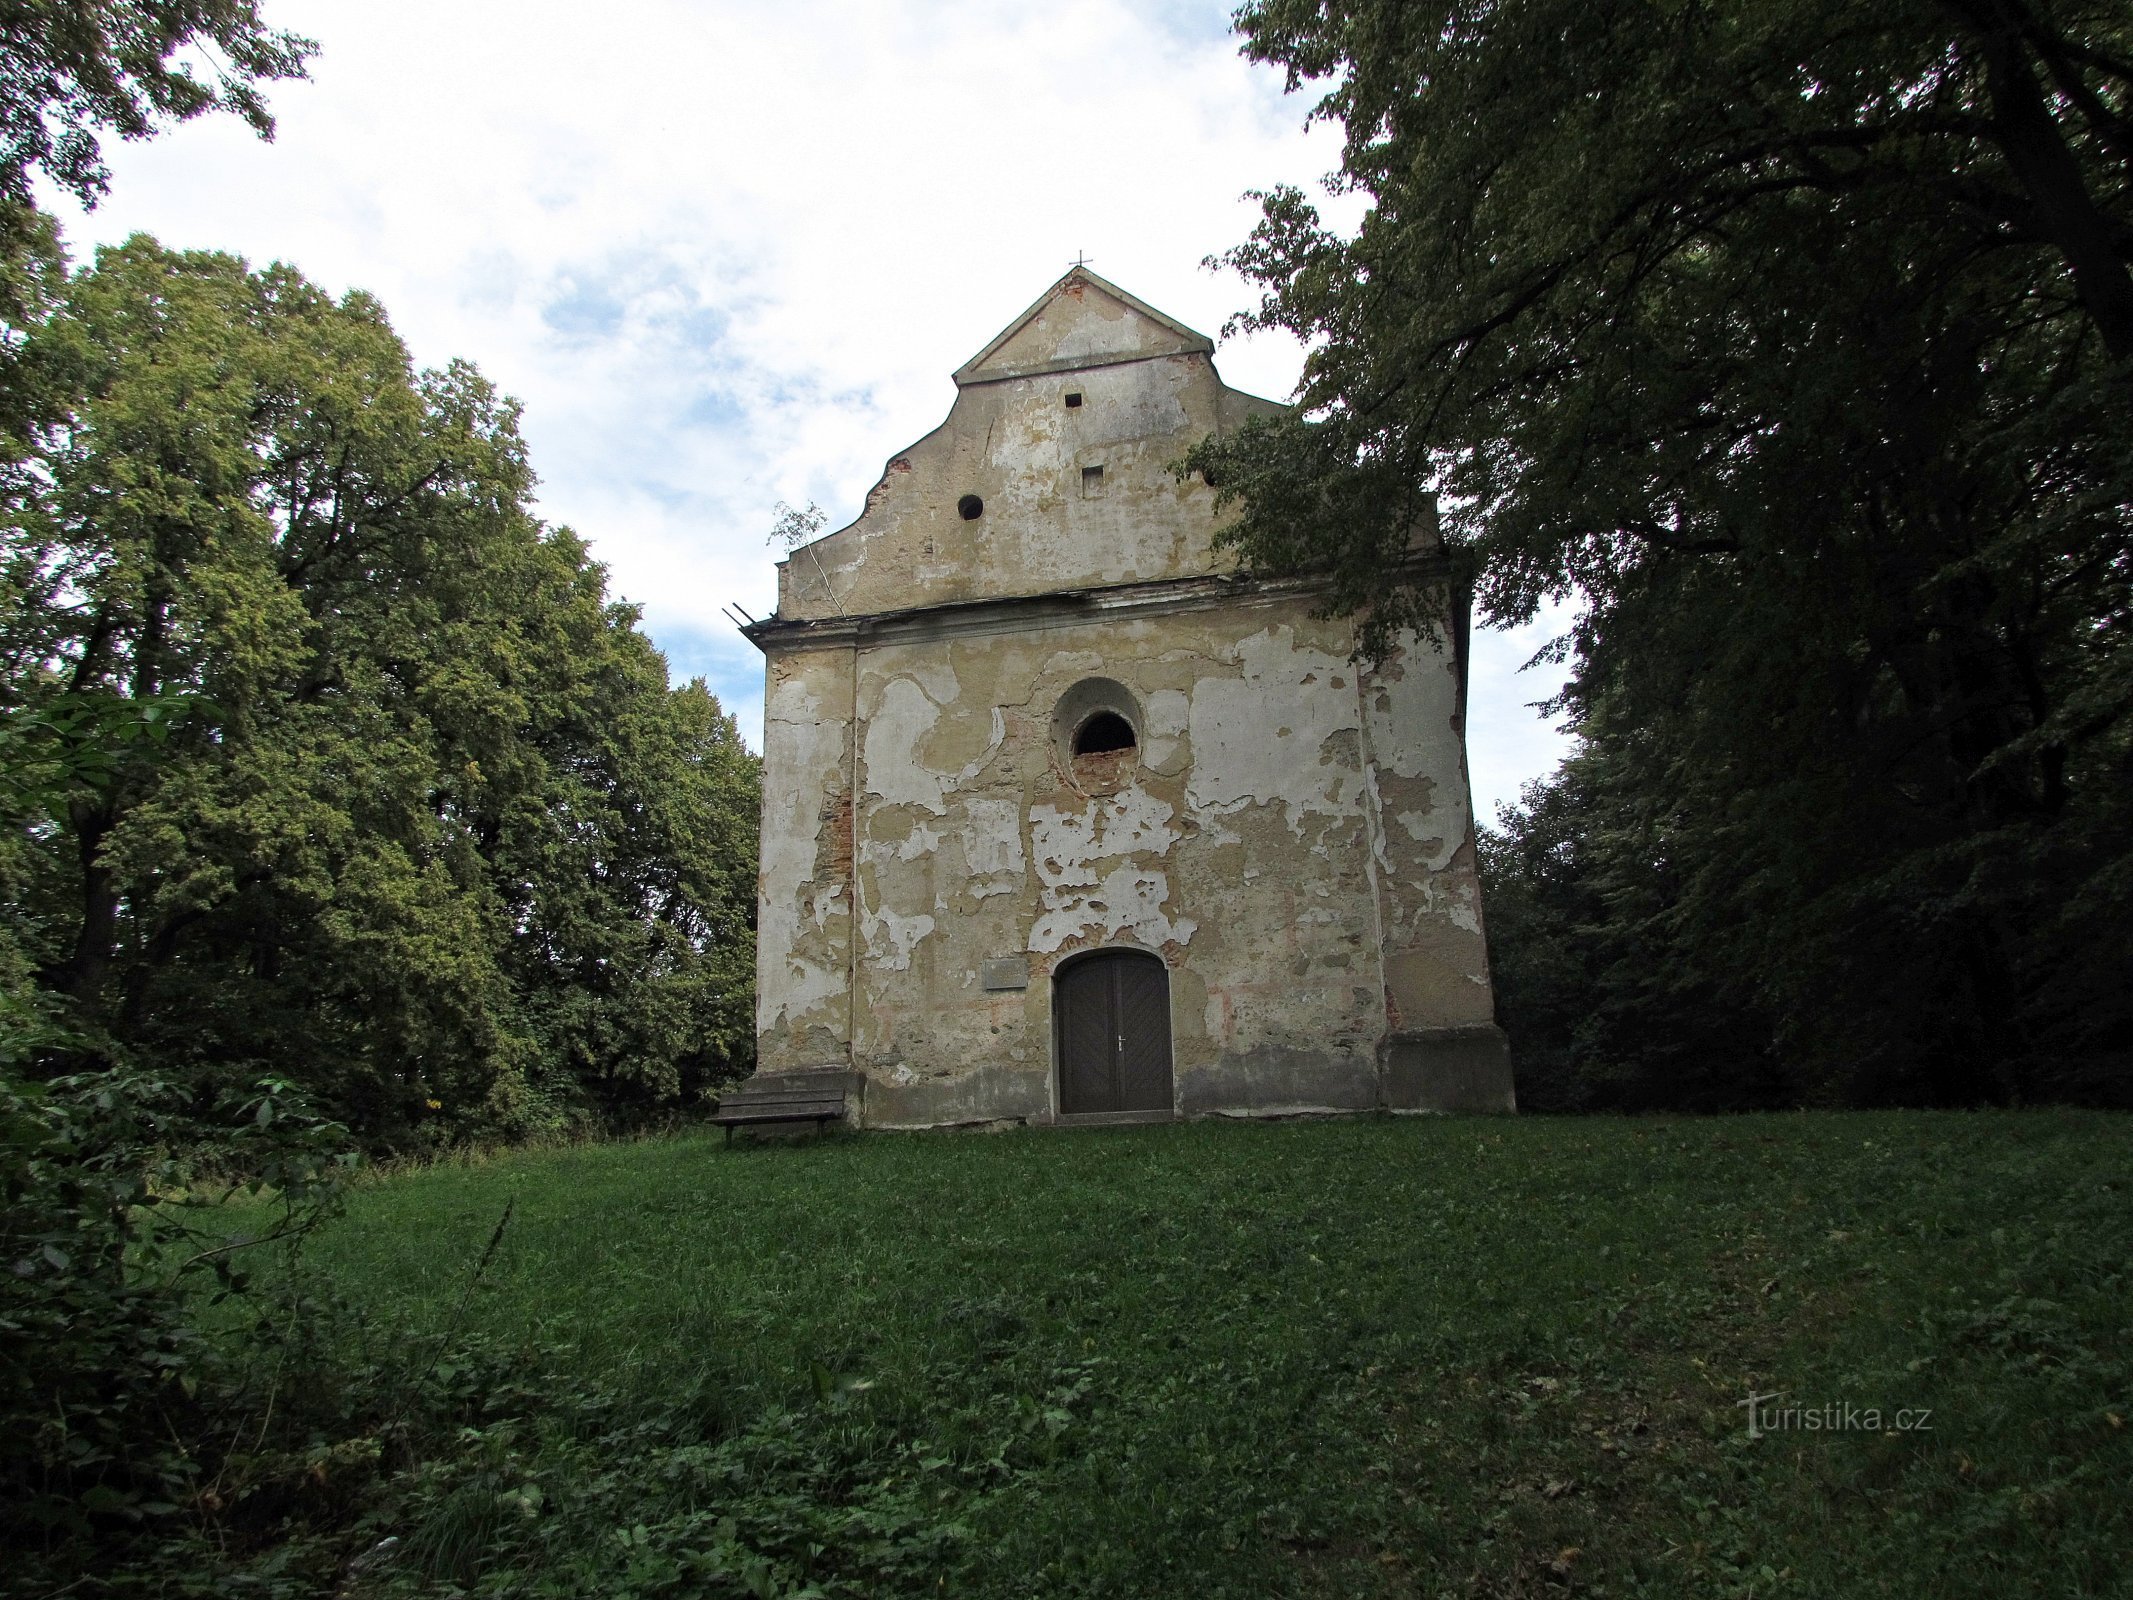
1139 686 1189 772
1364 635 1457 781
961 796 1025 878
1029 861 1197 955
754 698 852 1036
811 880 845 928
1185 626 1366 833
1420 874 1486 935
978 286 1196 379
1396 811 1436 841
866 907 936 972
758 785 847 1027
1049 303 1156 362
764 674 825 729
954 707 1010 784
897 822 943 863
862 677 947 814
760 952 845 1033
1144 688 1189 738
1026 788 1196 954
1076 365 1192 450
903 655 962 708
1029 788 1181 886
1362 633 1469 873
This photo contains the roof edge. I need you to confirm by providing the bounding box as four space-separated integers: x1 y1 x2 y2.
952 347 1210 388
742 554 1458 651
951 267 1216 387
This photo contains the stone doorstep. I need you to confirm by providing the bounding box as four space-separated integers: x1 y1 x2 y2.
1045 1109 1177 1129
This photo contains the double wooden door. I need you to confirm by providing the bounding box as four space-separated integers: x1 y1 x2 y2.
1054 949 1173 1114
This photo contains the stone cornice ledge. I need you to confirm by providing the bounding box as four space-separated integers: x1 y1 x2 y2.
741 556 1455 654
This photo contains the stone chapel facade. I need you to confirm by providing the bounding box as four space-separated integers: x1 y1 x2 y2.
743 268 1514 1127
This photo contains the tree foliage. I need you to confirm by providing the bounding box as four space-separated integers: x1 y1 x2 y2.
1 234 760 1142
1 1064 353 1547
0 11 760 1582
1195 0 2133 1103
0 0 313 211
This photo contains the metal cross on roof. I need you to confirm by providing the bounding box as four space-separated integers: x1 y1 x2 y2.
1070 252 1094 269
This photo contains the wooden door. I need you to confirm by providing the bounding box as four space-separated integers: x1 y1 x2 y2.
1055 949 1172 1114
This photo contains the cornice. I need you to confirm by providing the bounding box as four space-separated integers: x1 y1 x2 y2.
740 556 1454 654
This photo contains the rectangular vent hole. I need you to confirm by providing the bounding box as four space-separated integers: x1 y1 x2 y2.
1081 464 1105 496
1064 392 1083 408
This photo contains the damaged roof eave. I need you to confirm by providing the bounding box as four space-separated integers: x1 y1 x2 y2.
738 556 1458 655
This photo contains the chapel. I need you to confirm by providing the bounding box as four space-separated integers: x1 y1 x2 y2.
742 268 1513 1126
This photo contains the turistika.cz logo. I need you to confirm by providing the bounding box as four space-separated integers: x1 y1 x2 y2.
1737 1392 1933 1439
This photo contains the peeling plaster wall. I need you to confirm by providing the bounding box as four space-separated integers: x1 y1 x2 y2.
748 271 1508 1124
753 602 1495 1125
754 646 854 1073
1360 647 1498 1035
774 282 1282 622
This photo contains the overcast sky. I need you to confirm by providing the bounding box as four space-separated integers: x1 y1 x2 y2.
45 0 1573 822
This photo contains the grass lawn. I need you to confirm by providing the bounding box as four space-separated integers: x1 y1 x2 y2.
296 1111 2132 1597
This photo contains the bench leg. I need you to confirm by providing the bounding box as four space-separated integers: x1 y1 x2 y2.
724 1124 733 1148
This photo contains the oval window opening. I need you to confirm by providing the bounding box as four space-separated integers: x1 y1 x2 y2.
1073 711 1137 757
957 494 984 520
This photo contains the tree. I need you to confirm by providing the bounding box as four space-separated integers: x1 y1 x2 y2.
0 0 312 212
1475 759 1793 1115
1194 0 2133 1102
0 216 752 1596
2 236 759 1141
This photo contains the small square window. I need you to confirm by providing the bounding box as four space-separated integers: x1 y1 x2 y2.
1064 392 1083 408
1081 464 1105 497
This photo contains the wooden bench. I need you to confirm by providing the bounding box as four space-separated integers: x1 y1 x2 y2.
708 1079 850 1145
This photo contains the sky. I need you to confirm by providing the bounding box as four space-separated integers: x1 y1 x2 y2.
46 0 1574 822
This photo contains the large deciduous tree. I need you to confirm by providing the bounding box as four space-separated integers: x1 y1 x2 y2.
0 0 312 212
1193 0 2133 1102
1 237 759 1141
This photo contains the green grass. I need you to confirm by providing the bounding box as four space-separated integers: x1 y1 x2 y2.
290 1112 2131 1598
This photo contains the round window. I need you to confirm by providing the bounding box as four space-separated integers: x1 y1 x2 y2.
1052 679 1143 790
1073 711 1136 756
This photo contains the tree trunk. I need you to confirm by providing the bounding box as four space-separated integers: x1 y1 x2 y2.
53 804 118 1020
1951 3 2133 360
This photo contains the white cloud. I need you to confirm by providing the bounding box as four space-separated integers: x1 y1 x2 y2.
50 0 1569 810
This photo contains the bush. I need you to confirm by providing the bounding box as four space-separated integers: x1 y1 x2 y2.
1 1056 355 1579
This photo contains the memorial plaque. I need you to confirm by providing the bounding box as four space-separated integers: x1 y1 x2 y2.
980 957 1029 992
